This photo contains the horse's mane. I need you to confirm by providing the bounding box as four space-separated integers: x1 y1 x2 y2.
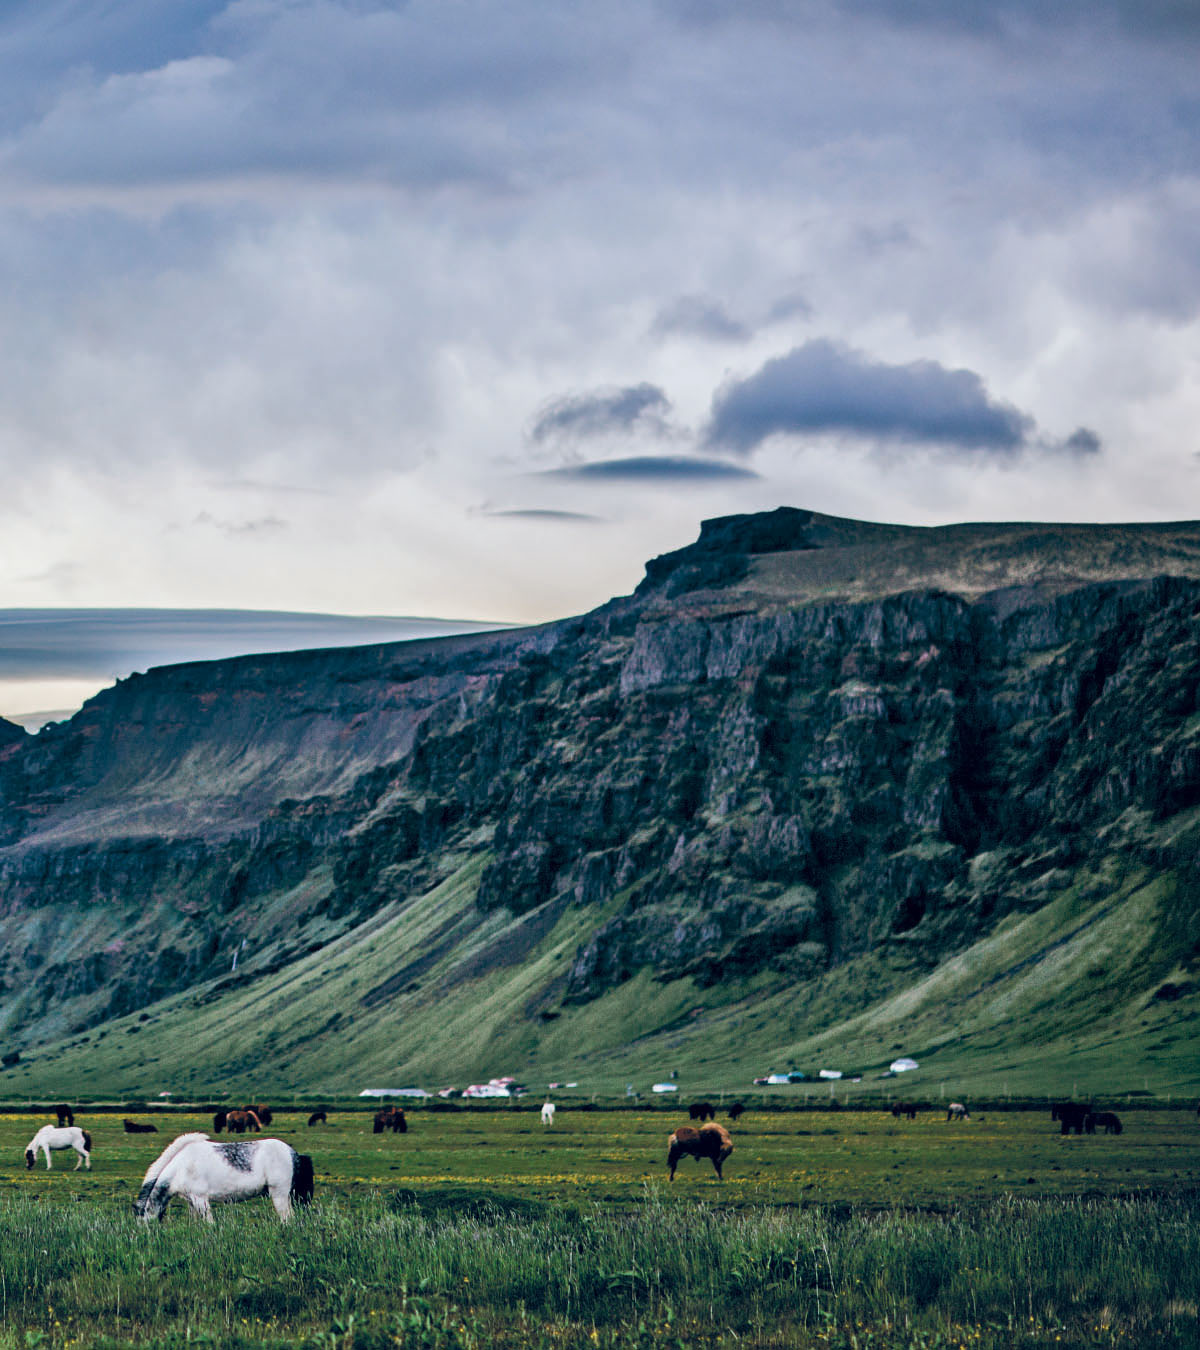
140 1132 210 1187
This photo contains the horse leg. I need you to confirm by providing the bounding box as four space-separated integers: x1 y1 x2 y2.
187 1195 213 1222
43 1148 52 1170
73 1148 84 1170
269 1187 293 1221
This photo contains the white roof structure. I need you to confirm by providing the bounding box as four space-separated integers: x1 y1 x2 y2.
651 1083 678 1093
358 1087 431 1098
818 1069 843 1080
889 1057 919 1073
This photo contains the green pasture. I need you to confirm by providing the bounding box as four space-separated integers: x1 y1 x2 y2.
3 1105 1198 1210
0 1108 1198 1349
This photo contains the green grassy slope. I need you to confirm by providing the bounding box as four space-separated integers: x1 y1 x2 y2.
7 841 1197 1103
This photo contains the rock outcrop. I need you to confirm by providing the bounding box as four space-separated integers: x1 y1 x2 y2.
1 509 1199 1051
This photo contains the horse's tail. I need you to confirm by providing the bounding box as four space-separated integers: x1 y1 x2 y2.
81 1130 92 1153
246 1110 262 1131
291 1152 315 1206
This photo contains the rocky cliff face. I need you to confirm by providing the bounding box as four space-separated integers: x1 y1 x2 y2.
2 508 1199 1053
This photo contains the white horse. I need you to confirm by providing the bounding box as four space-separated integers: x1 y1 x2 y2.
541 1102 556 1126
133 1133 314 1222
946 1102 970 1121
25 1124 92 1170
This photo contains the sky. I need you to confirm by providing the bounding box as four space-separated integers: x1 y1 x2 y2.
1 0 1198 709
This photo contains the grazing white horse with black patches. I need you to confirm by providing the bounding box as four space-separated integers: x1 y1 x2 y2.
133 1133 314 1222
541 1102 555 1126
25 1125 92 1170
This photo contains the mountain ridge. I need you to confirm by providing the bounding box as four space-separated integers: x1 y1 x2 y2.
0 508 1197 1097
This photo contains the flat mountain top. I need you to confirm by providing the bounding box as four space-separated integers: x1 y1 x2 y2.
637 507 1200 609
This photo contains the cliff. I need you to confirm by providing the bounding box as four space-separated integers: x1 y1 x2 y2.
1 508 1198 1094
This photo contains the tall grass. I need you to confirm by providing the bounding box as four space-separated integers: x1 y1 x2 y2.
0 1192 1196 1348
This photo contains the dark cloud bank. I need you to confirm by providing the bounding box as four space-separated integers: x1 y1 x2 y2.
705 340 1099 457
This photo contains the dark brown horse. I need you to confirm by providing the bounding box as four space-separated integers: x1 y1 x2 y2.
244 1104 273 1126
727 1102 745 1121
213 1109 228 1133
892 1102 917 1120
373 1106 407 1134
123 1119 158 1133
307 1110 328 1126
54 1104 74 1128
688 1101 716 1121
667 1122 733 1180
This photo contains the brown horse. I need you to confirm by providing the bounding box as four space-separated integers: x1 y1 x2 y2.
688 1101 716 1122
727 1102 745 1121
55 1104 74 1128
244 1104 273 1126
373 1106 407 1134
892 1102 917 1120
225 1109 262 1134
123 1119 158 1133
667 1122 733 1180
213 1110 228 1133
307 1110 328 1126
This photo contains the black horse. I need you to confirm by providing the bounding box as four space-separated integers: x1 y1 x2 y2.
891 1102 917 1120
727 1102 745 1121
1051 1102 1090 1135
123 1119 158 1133
1085 1111 1123 1135
307 1109 328 1126
55 1104 74 1127
688 1101 716 1122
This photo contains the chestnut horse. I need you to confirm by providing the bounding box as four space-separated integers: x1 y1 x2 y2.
225 1109 262 1134
667 1122 733 1180
373 1106 407 1134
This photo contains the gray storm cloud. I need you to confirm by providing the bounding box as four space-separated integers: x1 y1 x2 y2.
705 340 1039 455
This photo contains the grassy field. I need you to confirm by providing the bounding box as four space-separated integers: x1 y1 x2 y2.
0 1105 1197 1348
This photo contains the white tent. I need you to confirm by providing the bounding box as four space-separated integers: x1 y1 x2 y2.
889 1057 919 1073
358 1087 431 1098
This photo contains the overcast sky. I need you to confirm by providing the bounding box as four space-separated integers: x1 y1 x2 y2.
1 0 1198 651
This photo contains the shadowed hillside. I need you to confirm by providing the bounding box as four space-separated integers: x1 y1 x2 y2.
1 508 1198 1097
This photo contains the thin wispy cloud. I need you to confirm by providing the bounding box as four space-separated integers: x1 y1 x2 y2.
530 385 674 445
537 456 760 483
